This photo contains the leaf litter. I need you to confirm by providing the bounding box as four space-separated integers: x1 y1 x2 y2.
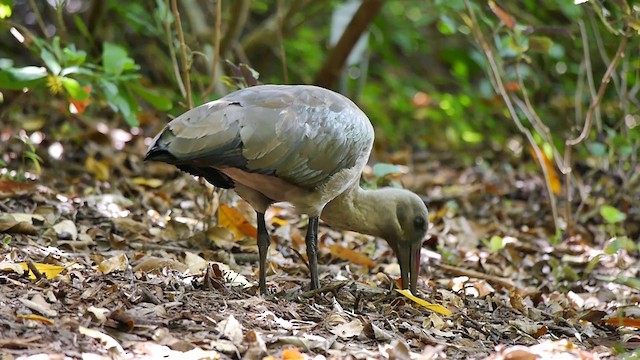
0 122 638 359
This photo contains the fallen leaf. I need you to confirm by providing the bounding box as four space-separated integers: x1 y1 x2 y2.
218 203 257 239
0 261 25 275
328 244 376 268
329 319 364 339
528 146 561 195
602 317 640 328
218 315 243 343
17 314 55 325
488 0 516 29
53 219 78 240
18 262 64 280
132 177 164 188
85 155 110 181
79 326 125 355
282 348 305 360
98 253 130 274
396 289 453 316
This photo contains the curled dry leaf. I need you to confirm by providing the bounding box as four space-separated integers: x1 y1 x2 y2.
53 219 78 240
327 244 376 268
132 256 188 273
329 319 364 339
218 315 243 344
98 253 130 274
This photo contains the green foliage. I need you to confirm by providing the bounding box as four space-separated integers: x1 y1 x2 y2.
0 32 172 127
600 205 627 224
482 235 506 252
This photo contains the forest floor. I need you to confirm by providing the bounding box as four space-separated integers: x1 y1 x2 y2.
1 118 639 360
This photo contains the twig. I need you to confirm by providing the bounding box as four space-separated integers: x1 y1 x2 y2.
276 0 289 84
578 21 602 132
438 264 517 290
171 0 193 109
203 0 222 97
313 0 384 89
26 260 45 281
464 1 560 233
164 0 186 99
566 35 628 146
220 0 250 56
27 0 48 37
300 280 349 298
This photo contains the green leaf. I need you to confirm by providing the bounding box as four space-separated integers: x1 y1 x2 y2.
40 49 61 75
129 83 172 111
0 0 12 19
487 235 505 252
102 42 137 76
600 205 626 224
604 237 635 254
61 77 89 100
73 15 91 41
587 142 607 157
528 36 554 54
0 66 47 89
373 163 402 178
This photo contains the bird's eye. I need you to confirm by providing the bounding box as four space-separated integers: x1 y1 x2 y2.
413 216 426 230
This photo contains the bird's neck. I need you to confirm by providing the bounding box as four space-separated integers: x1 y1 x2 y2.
321 186 396 239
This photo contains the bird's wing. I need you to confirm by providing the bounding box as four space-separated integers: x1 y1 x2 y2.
149 85 374 189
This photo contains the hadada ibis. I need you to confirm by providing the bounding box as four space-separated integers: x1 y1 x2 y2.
145 85 429 293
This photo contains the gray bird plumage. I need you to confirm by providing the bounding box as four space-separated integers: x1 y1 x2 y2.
146 85 428 294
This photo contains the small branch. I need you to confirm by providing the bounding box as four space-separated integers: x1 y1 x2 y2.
27 0 48 37
276 0 289 83
464 0 560 232
203 0 222 97
220 0 250 56
313 0 384 89
566 34 628 146
578 21 602 132
164 0 186 99
172 0 193 109
438 264 517 290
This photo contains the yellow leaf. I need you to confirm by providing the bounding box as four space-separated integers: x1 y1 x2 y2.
282 348 305 360
131 177 163 188
270 216 288 227
528 146 561 195
328 244 376 268
85 155 110 181
218 204 257 240
396 289 453 316
17 313 55 325
18 262 64 280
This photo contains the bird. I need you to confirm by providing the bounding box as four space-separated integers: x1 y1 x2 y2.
145 85 429 294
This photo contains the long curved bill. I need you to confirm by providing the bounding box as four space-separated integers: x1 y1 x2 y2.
397 241 422 294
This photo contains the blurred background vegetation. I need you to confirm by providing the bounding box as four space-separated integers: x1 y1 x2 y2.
0 0 638 236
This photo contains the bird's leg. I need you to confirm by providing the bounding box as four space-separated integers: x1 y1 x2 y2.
256 212 270 294
305 216 320 290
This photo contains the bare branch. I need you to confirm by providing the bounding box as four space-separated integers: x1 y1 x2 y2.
172 0 193 109
314 0 384 89
464 0 560 233
220 0 250 56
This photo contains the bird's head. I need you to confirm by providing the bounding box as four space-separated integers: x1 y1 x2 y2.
378 188 429 293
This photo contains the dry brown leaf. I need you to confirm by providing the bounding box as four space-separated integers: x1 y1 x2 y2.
528 146 561 195
488 0 516 29
0 220 38 235
218 203 257 239
98 253 130 274
85 155 110 181
282 348 305 360
327 244 376 268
